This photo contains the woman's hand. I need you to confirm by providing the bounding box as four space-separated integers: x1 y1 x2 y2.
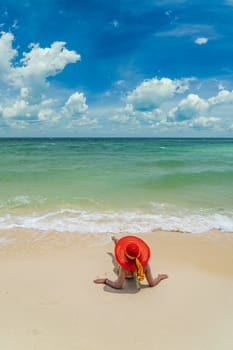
93 278 107 284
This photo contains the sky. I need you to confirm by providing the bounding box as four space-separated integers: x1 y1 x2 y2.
0 0 233 137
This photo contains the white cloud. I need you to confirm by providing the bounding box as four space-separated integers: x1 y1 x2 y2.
62 92 88 119
109 77 230 133
0 98 59 127
0 31 232 136
3 99 30 119
195 37 208 45
0 31 81 106
218 83 225 91
169 93 209 121
110 114 130 123
61 92 97 131
38 109 59 122
0 91 90 129
11 41 80 104
109 104 134 123
191 116 220 129
208 90 233 105
0 32 94 130
109 101 164 129
127 77 190 112
0 32 17 81
65 116 97 128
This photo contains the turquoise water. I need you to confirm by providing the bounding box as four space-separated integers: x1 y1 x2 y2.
0 138 232 234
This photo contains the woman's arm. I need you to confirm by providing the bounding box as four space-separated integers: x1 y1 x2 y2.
94 267 126 289
144 264 168 287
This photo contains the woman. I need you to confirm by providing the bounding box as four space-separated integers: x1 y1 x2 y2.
94 235 168 290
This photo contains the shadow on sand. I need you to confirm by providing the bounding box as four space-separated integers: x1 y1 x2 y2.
103 252 149 295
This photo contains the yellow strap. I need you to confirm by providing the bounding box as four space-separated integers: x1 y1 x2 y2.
125 252 145 281
135 257 144 281
133 271 141 290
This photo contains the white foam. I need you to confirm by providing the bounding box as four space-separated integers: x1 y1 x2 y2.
6 195 47 208
0 209 232 234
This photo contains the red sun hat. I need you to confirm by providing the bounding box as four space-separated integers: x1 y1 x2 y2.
114 235 151 271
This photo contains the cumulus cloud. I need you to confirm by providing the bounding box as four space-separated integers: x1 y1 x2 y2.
0 97 60 127
0 31 93 130
110 114 130 123
0 32 17 81
62 92 88 119
218 83 225 91
208 90 233 105
168 94 209 121
195 37 208 45
38 108 56 122
3 99 31 119
0 32 80 97
109 104 135 123
127 77 190 112
1 31 232 136
191 116 220 129
11 40 80 104
110 76 232 133
110 101 163 127
61 92 98 128
164 88 233 131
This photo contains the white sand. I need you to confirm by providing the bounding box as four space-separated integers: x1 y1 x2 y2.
0 229 232 350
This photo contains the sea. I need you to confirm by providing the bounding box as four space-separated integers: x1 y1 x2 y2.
0 137 232 236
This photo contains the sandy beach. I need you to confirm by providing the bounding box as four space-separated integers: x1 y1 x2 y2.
0 229 232 350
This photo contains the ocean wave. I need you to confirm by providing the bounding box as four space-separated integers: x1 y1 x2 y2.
0 209 232 234
6 195 48 208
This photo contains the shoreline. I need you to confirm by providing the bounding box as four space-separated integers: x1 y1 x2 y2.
0 229 232 349
0 228 233 276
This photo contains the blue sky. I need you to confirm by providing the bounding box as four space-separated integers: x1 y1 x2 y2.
0 0 233 137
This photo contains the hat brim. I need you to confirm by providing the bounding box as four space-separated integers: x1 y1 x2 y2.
114 235 151 271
